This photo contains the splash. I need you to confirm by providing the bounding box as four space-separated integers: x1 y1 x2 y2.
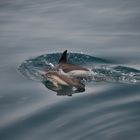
18 52 140 95
92 65 140 84
18 52 108 81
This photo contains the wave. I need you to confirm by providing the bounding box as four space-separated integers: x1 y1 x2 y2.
18 52 140 85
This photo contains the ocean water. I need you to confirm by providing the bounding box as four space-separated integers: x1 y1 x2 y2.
0 0 140 140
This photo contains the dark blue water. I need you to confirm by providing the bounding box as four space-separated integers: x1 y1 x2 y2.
0 0 140 140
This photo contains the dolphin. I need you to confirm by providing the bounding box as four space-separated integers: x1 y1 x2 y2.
56 50 93 77
42 50 93 96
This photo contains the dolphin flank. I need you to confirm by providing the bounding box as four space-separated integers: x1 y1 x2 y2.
56 50 91 76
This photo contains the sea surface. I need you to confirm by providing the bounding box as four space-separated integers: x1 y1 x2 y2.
0 0 140 140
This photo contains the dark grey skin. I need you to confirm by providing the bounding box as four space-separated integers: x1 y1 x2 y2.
56 50 89 73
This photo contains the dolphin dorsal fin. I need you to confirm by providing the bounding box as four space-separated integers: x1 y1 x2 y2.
59 50 67 64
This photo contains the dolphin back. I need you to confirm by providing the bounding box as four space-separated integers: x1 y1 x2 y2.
59 50 67 64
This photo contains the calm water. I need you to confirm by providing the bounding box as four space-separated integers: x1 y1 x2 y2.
0 0 140 140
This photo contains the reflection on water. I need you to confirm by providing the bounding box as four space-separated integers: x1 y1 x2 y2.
0 0 140 140
1 84 140 140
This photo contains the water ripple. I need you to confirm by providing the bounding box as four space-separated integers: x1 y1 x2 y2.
1 85 140 140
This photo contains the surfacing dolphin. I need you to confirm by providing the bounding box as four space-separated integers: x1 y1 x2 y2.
43 50 93 96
